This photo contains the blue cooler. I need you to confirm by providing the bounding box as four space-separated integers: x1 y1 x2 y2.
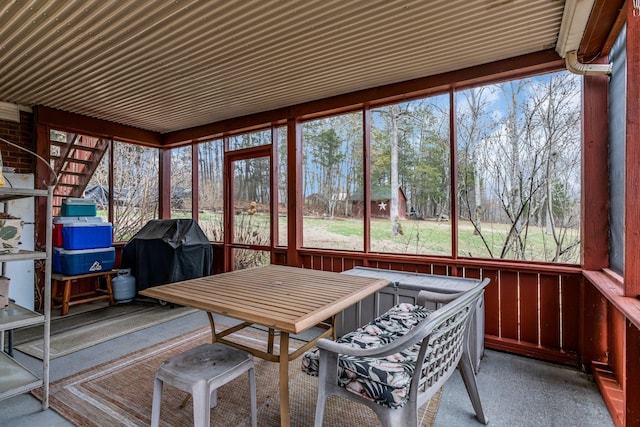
53 217 112 249
53 247 116 275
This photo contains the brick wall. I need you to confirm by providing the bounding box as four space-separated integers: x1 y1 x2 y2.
0 110 35 173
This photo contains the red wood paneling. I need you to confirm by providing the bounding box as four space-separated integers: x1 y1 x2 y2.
581 64 610 270
609 307 625 379
483 269 500 337
294 253 581 364
499 271 519 340
540 274 561 349
561 274 581 352
626 0 640 298
519 273 539 345
626 322 640 426
432 264 449 275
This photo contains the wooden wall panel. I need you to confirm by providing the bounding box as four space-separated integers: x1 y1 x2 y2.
500 271 519 340
540 274 561 349
519 273 539 345
293 253 580 363
561 274 581 352
609 307 625 379
626 321 640 426
483 269 500 337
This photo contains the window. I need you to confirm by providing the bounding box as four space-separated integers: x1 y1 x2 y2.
228 129 271 151
370 95 451 255
456 71 582 263
302 113 364 251
112 142 159 242
170 146 192 218
197 139 224 241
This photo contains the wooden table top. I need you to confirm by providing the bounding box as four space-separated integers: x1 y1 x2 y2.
140 264 390 334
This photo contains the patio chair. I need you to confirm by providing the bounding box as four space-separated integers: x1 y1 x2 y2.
310 279 490 426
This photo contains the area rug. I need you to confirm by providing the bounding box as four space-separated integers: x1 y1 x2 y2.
15 304 197 360
34 326 441 426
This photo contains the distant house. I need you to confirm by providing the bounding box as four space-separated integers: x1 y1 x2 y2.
351 185 407 219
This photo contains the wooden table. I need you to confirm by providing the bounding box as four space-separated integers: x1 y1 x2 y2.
140 264 390 426
51 270 116 316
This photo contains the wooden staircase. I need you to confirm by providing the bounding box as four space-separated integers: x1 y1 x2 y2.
49 133 110 215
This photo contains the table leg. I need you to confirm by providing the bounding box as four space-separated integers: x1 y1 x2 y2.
105 275 115 305
279 332 290 427
61 279 72 316
207 312 217 343
268 328 275 354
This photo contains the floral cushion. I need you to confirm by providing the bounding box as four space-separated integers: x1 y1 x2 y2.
302 303 432 409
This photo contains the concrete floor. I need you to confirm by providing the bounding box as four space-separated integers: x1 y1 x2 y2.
1 309 614 427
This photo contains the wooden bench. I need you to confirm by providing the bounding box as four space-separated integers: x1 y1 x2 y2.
51 270 116 316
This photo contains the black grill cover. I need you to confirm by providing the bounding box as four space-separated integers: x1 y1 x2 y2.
121 219 213 291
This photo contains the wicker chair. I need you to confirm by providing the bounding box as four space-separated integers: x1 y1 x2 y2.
310 279 490 427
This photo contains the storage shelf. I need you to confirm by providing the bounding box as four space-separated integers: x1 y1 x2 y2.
0 352 43 401
0 250 47 262
0 188 48 201
0 302 45 331
0 185 52 410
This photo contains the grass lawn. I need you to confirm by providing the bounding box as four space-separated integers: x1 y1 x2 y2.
113 209 580 264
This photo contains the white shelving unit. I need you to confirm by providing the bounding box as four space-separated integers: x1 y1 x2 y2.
0 186 52 409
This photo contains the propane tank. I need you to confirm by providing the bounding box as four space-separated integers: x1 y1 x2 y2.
112 269 136 303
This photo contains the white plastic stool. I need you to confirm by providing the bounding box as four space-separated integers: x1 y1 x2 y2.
151 343 257 427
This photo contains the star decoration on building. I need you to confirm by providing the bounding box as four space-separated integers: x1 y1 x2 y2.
378 201 387 211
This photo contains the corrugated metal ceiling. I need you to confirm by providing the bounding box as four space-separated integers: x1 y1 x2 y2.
0 0 566 134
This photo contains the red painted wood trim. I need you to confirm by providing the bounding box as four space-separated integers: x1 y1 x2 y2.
449 89 459 267
223 136 233 272
584 270 640 330
540 274 561 349
363 107 371 253
580 0 627 58
626 0 640 298
34 106 161 146
270 127 278 260
295 247 582 275
581 66 610 270
158 148 171 219
519 273 539 345
626 320 640 426
561 275 581 352
286 119 302 266
499 271 519 340
484 335 578 366
592 361 624 427
108 140 114 225
191 144 199 220
581 277 609 369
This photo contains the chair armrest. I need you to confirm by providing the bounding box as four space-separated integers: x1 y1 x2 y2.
315 336 418 359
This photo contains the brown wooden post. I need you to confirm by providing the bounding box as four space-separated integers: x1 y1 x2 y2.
286 119 301 267
625 0 640 298
625 4 640 425
158 147 171 219
581 62 610 271
450 89 459 275
191 143 199 220
626 320 640 426
270 126 279 263
363 106 371 257
580 56 611 373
